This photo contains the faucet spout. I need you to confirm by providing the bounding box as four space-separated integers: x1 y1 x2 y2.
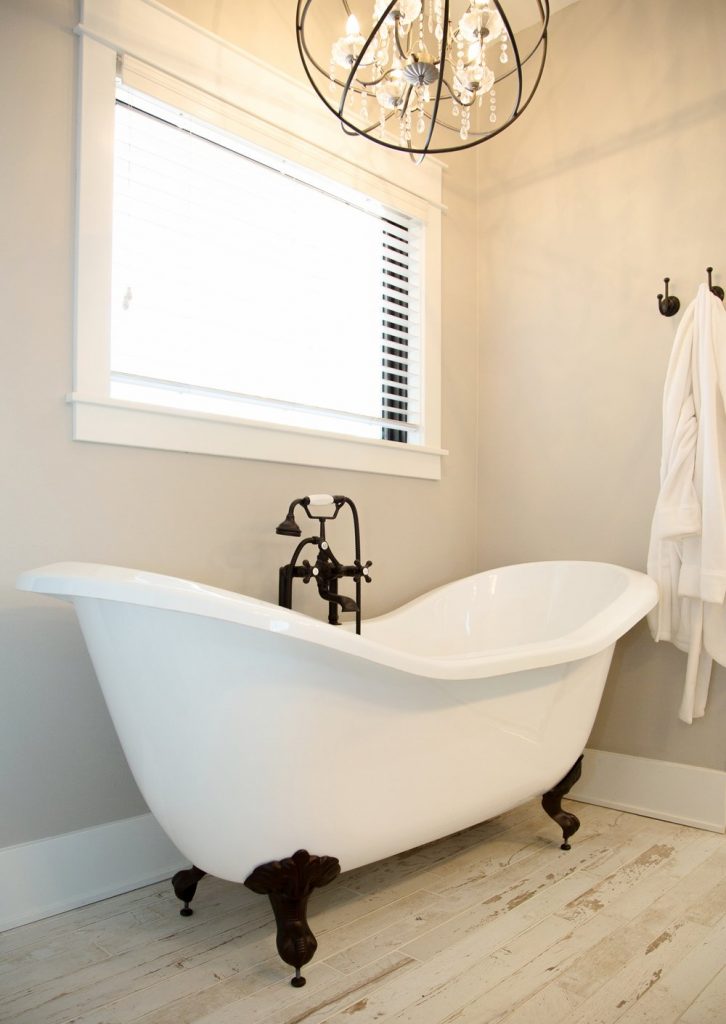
317 589 359 614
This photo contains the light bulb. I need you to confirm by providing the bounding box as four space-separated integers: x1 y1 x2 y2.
376 78 406 109
482 8 504 42
455 63 494 97
331 12 374 69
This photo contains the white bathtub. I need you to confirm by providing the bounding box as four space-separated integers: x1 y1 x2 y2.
18 560 656 882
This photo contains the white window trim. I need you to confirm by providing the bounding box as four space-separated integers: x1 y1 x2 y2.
72 0 445 480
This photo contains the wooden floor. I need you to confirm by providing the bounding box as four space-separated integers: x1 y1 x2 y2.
2 800 726 1024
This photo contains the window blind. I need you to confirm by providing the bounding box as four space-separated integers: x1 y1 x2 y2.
110 84 422 443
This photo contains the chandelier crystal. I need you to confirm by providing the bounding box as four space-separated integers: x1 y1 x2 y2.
296 0 550 161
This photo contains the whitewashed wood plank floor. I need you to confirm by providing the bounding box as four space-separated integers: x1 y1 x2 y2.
2 799 725 1024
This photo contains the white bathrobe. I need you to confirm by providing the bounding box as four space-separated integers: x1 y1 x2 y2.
647 283 726 723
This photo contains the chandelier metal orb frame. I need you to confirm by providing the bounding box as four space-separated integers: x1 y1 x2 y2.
295 0 550 162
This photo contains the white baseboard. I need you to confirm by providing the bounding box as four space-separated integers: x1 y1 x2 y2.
570 748 726 834
0 813 188 932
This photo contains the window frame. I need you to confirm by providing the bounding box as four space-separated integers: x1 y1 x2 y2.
72 0 445 479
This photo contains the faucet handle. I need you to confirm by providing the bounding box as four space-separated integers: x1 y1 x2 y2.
354 559 373 583
300 560 319 585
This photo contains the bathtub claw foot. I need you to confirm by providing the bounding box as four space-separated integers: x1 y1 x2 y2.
172 865 207 916
542 755 584 850
244 849 341 987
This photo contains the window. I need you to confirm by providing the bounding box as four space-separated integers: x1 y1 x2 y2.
111 87 422 443
72 0 444 478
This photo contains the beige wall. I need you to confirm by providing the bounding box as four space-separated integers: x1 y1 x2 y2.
476 0 726 768
0 0 478 847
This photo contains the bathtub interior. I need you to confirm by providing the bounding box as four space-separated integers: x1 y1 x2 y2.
363 561 630 657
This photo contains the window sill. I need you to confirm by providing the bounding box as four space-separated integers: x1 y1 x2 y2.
69 394 446 480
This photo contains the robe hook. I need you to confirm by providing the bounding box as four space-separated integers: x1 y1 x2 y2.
706 267 724 302
657 277 680 317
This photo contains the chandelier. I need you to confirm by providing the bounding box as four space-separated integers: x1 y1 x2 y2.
295 1 549 161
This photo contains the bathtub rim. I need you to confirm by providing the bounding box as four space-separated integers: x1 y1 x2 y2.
17 560 658 682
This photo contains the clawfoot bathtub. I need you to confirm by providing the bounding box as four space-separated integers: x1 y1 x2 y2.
18 560 657 985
